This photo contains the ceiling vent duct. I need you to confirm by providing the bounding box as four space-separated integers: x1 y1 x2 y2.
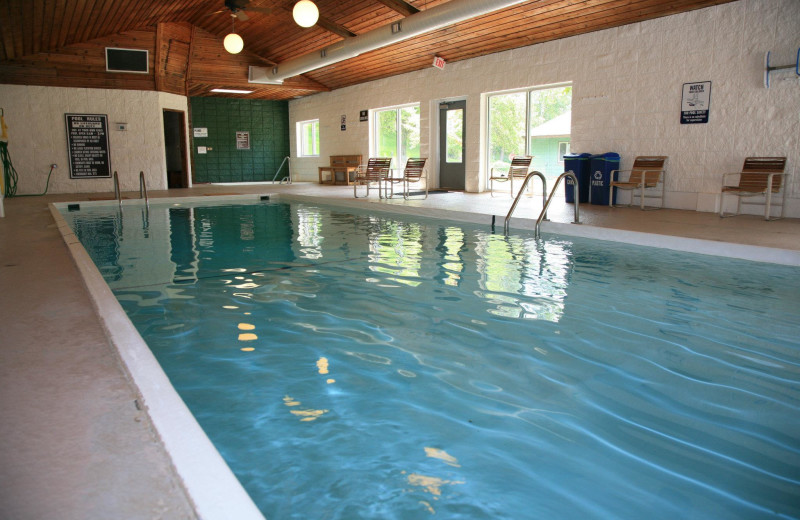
249 0 527 84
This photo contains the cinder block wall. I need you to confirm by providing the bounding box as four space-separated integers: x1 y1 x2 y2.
190 97 289 184
0 87 189 194
289 0 800 216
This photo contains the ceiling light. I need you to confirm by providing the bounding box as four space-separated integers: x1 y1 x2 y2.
293 1 319 28
224 32 244 54
210 88 253 94
224 16 244 54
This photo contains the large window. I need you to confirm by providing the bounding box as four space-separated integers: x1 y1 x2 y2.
487 84 572 179
373 104 420 168
297 119 319 157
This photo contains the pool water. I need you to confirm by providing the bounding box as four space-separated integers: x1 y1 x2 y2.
64 200 800 520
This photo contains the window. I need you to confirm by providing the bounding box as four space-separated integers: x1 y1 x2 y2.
373 104 420 168
558 142 570 163
486 84 572 179
297 119 319 157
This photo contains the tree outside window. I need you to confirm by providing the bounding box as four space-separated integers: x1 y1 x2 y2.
487 85 572 178
298 119 319 157
374 105 420 169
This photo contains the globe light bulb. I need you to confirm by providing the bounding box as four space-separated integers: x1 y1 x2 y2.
293 1 319 28
223 32 244 54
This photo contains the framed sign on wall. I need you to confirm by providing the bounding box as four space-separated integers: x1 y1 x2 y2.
65 113 111 179
680 81 711 124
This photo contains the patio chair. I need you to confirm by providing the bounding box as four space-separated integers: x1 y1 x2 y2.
720 156 789 220
609 156 668 210
353 157 392 198
487 155 533 197
401 158 428 199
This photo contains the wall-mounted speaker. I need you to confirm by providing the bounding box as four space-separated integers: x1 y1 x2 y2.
105 47 149 74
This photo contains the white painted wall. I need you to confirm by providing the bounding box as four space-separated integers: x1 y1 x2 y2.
289 0 800 217
0 85 191 194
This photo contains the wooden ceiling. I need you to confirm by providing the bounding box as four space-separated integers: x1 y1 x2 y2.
0 0 736 100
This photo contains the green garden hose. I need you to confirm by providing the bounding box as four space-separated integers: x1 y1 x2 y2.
1 141 18 197
1 141 56 198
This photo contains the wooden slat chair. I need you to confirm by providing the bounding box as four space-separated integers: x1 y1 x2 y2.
487 155 533 197
353 157 392 198
720 156 789 220
401 158 428 199
609 156 668 210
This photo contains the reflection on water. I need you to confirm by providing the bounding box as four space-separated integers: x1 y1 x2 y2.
62 201 800 520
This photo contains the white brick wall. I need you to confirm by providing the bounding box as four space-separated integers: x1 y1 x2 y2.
290 0 800 216
0 85 190 194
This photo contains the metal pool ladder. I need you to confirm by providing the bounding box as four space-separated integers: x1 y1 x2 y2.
139 171 149 206
503 171 581 238
503 171 547 234
112 171 121 207
534 171 580 238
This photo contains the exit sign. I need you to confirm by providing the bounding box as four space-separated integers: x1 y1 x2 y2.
432 56 446 70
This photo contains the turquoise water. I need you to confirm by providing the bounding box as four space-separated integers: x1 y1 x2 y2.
63 200 800 520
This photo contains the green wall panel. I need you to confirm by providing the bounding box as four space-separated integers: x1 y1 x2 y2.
190 97 290 184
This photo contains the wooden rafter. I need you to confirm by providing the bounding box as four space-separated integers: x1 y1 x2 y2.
375 0 420 17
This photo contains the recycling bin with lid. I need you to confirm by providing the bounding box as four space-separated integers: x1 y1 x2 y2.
563 153 592 203
589 152 621 206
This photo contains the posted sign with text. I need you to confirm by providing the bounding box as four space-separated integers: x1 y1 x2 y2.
65 114 111 178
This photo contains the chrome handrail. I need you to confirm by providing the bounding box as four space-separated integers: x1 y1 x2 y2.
535 171 580 238
503 171 547 234
113 171 121 207
139 171 149 206
272 156 291 184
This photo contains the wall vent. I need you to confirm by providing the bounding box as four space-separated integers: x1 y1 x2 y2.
105 48 149 74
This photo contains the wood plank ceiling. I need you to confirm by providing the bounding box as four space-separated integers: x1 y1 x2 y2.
0 0 736 100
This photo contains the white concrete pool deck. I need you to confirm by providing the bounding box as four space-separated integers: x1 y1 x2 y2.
1 182 798 519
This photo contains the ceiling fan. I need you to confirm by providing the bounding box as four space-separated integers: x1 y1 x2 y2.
214 0 273 22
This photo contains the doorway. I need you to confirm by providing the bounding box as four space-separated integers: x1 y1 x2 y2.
438 100 466 190
163 109 188 189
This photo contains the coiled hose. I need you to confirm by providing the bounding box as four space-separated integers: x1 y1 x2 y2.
1 141 55 197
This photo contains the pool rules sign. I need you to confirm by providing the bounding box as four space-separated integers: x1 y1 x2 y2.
65 114 111 179
680 81 711 124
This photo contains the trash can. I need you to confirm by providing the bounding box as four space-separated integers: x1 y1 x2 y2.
590 152 621 205
563 153 592 203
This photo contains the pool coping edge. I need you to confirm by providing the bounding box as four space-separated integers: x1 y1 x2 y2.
48 202 266 520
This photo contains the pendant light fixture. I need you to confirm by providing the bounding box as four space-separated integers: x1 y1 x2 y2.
292 0 319 28
223 16 244 54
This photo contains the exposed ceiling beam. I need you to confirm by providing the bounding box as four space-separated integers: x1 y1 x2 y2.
376 0 421 17
315 15 358 39
279 6 357 39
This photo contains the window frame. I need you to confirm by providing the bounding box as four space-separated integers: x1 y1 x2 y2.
296 119 320 157
558 141 570 163
485 83 572 175
371 103 421 169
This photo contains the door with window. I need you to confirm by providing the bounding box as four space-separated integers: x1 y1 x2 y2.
439 101 466 190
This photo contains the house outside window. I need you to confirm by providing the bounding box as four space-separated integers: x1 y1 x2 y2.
486 84 572 182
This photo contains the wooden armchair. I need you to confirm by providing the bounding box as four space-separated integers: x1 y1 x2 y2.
487 155 533 197
401 158 428 199
609 156 668 210
720 157 788 220
353 157 392 198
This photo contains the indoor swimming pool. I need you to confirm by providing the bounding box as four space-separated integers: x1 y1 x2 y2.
60 198 800 520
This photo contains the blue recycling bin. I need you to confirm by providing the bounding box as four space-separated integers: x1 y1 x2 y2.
590 152 621 205
563 153 592 203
